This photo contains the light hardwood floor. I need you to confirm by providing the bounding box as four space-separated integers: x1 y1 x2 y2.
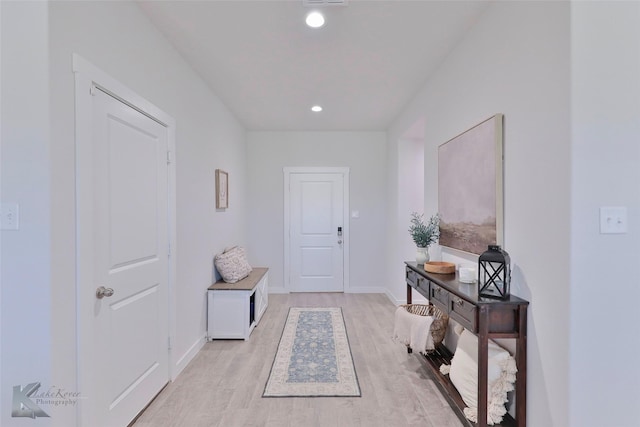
133 293 462 427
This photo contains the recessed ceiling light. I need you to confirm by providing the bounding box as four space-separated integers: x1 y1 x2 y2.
311 105 323 112
306 11 325 28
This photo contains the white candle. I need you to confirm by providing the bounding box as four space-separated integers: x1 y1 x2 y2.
459 266 476 283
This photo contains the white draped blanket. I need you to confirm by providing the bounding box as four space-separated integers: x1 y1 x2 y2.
392 306 435 354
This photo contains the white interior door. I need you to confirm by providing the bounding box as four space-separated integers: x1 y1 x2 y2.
84 87 170 426
289 173 345 292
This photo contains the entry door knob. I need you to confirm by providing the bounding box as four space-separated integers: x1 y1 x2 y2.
96 286 115 299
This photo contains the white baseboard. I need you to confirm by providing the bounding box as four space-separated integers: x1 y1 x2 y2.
270 286 394 295
345 286 385 294
172 334 205 380
384 289 428 306
384 289 403 305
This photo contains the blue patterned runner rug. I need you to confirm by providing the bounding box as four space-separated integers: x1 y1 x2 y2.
263 307 361 397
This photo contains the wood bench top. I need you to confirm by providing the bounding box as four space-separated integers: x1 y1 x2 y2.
208 267 268 291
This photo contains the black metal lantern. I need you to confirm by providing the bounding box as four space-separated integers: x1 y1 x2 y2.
478 245 511 300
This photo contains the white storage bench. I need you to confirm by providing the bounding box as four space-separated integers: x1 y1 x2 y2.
207 268 268 341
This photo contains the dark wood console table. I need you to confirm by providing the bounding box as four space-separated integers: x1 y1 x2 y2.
405 262 529 427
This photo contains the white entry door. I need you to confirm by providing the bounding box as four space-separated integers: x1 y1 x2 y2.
289 172 346 292
82 87 170 426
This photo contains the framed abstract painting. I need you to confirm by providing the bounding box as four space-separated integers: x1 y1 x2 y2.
438 114 503 255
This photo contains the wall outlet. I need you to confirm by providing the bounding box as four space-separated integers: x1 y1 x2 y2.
0 202 20 230
599 206 627 234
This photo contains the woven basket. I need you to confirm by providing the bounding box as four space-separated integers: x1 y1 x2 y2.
399 304 449 350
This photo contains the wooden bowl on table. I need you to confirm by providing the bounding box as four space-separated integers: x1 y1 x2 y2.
424 261 456 274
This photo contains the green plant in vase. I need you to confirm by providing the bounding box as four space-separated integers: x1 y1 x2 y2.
409 212 440 264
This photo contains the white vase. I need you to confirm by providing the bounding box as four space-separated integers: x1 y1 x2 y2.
415 247 430 264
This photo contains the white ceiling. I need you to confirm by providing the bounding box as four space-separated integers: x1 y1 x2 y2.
137 1 488 131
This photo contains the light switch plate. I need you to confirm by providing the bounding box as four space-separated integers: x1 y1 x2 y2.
599 206 627 234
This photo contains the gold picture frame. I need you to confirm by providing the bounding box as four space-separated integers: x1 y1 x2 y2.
215 169 228 209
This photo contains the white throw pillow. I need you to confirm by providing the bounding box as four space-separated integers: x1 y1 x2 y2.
214 246 252 283
447 329 517 425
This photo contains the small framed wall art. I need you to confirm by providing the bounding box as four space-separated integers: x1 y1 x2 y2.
215 169 228 209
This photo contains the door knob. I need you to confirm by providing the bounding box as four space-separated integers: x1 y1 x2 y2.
96 286 115 299
338 240 343 244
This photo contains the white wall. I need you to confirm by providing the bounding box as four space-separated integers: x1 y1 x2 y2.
246 131 386 293
1 2 52 425
387 2 571 426
386 135 426 304
0 1 247 423
570 2 640 426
